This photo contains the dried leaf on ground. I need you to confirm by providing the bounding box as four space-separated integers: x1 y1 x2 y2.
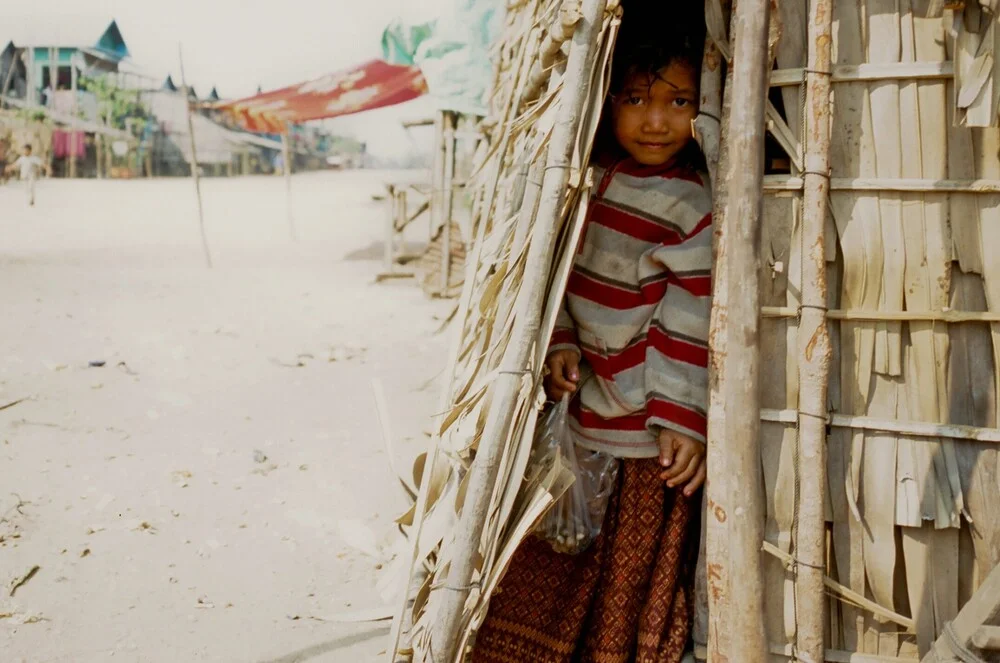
8 565 39 596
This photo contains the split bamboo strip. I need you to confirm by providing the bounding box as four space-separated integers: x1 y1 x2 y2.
426 1 607 659
795 0 834 658
827 1 881 649
949 271 1000 611
900 9 962 654
769 60 954 86
763 542 915 632
761 307 1000 322
764 176 1000 191
715 0 771 657
694 643 921 663
975 125 1000 447
760 409 1000 443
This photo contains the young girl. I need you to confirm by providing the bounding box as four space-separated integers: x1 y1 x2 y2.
472 32 712 663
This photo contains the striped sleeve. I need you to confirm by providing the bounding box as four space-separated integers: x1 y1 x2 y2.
643 212 712 443
548 303 581 357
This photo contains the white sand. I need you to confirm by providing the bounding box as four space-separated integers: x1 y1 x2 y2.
0 171 448 662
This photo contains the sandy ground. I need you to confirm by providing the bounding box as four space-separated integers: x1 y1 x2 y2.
0 171 449 662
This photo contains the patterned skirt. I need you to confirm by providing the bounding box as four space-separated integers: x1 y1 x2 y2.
471 458 698 663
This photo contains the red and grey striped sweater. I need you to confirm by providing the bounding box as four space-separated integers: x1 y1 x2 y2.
550 156 713 458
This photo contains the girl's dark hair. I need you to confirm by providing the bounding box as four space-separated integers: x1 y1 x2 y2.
610 10 705 95
595 16 708 170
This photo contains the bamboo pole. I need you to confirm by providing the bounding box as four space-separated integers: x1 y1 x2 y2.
178 45 213 269
769 60 954 86
762 307 1000 322
693 14 726 651
716 0 771 658
70 53 78 179
764 176 1000 192
282 126 296 241
795 0 834 659
431 111 446 252
427 1 607 660
706 11 735 661
440 112 457 296
760 409 1000 444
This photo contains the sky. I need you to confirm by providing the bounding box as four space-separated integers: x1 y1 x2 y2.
6 1 452 158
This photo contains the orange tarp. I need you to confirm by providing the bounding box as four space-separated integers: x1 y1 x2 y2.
215 59 427 133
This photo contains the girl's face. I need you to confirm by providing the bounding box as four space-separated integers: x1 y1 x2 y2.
611 61 699 166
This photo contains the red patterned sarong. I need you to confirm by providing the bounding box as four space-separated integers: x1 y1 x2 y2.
472 458 698 663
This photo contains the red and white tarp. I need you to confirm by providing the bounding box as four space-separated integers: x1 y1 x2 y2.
215 59 427 133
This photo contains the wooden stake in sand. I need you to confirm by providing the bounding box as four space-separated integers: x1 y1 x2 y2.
714 0 771 657
282 125 297 241
178 45 213 269
795 0 834 659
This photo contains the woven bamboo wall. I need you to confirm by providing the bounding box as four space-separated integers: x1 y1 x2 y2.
755 1 1000 658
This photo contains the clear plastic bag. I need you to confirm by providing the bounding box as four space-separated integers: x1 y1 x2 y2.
533 394 619 554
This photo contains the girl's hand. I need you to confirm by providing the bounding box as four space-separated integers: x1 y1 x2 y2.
545 349 581 401
657 429 706 496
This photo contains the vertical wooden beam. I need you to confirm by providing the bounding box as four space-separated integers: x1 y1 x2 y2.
427 1 608 660
795 0 834 660
283 126 296 241
384 185 397 274
69 52 78 179
714 0 771 659
179 44 212 269
694 3 730 652
440 111 457 296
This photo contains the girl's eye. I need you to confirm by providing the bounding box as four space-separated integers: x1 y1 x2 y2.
673 98 691 108
626 95 644 106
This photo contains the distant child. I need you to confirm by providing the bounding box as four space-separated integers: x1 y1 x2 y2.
473 33 712 663
6 145 48 207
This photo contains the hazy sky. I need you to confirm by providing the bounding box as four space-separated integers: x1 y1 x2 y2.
9 1 452 156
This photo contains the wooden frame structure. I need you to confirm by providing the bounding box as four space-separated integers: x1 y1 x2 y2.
384 0 1000 661
379 110 485 296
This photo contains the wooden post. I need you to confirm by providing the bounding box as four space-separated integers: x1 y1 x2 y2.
431 110 446 253
96 133 104 179
440 111 457 296
282 126 296 241
384 184 397 274
427 1 607 660
715 0 771 659
795 0 834 660
695 2 731 653
179 45 213 268
69 52 78 179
